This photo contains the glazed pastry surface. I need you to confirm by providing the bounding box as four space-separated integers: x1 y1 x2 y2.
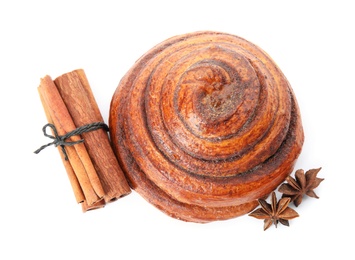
109 31 304 222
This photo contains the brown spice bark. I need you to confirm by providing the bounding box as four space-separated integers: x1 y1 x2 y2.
38 76 103 206
54 70 131 203
38 88 85 204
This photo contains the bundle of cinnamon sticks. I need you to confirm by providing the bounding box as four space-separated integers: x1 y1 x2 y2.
37 69 131 211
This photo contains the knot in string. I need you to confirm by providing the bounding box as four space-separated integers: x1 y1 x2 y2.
34 122 109 160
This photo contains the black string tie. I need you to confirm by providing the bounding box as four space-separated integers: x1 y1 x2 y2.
34 122 109 160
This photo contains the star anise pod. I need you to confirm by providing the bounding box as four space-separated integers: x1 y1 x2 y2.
249 192 299 231
278 168 324 207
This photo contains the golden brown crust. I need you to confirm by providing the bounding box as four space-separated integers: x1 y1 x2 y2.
109 31 304 222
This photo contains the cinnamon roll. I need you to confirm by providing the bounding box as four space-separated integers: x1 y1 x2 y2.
109 31 304 222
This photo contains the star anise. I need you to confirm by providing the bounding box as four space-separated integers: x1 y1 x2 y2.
249 192 299 231
278 168 324 207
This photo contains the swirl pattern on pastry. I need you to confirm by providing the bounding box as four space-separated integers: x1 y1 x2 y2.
109 31 304 222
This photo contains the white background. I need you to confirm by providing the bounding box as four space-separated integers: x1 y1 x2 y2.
1 0 354 259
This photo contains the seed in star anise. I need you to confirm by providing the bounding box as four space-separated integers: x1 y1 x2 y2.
249 192 299 231
278 168 324 207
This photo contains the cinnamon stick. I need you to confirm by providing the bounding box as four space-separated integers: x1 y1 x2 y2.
38 76 105 206
38 89 85 204
54 70 131 202
81 199 106 212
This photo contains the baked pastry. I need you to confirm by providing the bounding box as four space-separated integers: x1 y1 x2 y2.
109 31 304 222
